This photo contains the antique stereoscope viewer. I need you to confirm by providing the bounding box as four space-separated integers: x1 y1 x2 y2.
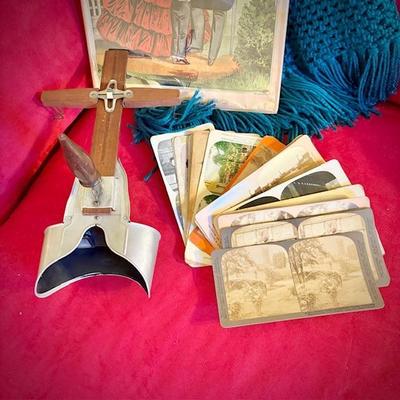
35 49 180 298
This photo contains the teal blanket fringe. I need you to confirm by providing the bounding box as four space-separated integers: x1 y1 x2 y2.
132 1 400 143
134 91 215 143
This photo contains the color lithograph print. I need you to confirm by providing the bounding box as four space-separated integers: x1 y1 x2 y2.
81 0 289 111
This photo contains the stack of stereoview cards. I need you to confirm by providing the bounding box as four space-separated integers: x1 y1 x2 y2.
151 125 389 328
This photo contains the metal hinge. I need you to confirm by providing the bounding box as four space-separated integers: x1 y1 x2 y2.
90 80 133 113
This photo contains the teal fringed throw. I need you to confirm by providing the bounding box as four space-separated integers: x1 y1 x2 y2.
133 0 400 142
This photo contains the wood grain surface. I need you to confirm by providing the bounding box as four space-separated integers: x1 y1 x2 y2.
41 88 97 108
123 87 180 108
90 49 129 176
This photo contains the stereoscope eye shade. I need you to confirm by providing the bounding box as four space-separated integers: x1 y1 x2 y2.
36 227 148 296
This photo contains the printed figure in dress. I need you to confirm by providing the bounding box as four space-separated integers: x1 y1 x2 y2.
97 0 175 58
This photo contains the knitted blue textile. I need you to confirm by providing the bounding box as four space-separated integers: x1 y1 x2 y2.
133 0 400 142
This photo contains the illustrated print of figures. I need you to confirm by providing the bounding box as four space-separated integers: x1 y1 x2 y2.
97 0 175 57
97 0 235 65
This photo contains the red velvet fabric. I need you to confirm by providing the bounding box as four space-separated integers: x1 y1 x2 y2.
0 0 92 223
0 103 399 399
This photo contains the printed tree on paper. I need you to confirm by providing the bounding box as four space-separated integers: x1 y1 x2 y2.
234 0 276 71
208 142 251 192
